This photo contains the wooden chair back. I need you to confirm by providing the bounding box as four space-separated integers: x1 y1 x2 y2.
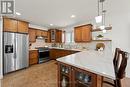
117 51 129 79
113 48 121 73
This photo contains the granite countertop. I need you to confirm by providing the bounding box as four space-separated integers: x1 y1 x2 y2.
57 50 116 79
49 47 88 51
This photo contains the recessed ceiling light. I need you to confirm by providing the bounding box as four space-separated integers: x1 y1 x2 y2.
16 12 21 15
71 15 76 18
50 24 53 26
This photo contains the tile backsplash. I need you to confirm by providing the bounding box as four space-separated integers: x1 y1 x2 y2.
30 39 112 52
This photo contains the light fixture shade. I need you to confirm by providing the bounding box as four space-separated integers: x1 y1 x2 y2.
100 25 105 30
95 15 102 23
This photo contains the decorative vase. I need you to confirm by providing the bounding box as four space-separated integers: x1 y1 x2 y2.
61 76 67 87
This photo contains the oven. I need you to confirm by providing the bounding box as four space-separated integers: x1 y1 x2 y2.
36 47 50 63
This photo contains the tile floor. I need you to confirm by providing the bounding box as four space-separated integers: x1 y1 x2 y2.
2 60 58 87
1 60 129 87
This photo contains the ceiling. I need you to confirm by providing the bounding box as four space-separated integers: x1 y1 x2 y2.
15 0 98 28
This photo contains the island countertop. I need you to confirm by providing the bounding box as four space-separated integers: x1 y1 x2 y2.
57 50 116 79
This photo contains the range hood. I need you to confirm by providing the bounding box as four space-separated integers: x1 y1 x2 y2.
36 36 44 39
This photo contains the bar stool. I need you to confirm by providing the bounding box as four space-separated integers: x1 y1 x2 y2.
102 48 129 87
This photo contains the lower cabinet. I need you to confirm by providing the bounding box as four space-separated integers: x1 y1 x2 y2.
50 49 79 60
29 50 38 65
58 62 102 87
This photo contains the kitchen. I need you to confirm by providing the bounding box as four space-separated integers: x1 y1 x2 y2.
0 0 130 87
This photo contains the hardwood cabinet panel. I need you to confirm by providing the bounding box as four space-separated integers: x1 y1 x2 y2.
41 30 48 37
56 30 62 43
50 49 79 60
74 24 92 42
74 27 82 42
58 62 101 87
3 18 17 32
17 21 28 33
46 31 51 43
36 30 42 36
48 29 62 43
82 26 92 42
29 28 36 42
29 50 38 65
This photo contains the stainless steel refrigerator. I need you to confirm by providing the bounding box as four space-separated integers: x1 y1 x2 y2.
3 32 29 74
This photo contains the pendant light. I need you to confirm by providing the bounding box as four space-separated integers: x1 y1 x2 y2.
100 0 107 33
95 0 102 23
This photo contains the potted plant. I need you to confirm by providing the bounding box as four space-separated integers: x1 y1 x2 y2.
97 34 103 39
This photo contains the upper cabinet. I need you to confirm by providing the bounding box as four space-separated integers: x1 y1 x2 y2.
74 24 92 42
36 30 42 37
3 18 29 33
48 29 62 43
41 30 48 37
29 28 48 43
29 28 36 42
17 21 28 33
36 30 48 37
56 30 62 43
3 18 17 32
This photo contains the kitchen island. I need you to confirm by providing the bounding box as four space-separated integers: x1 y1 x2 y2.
56 50 115 87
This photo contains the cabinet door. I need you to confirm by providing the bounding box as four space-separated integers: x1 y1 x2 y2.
74 27 82 42
41 30 48 37
36 30 42 36
29 50 38 65
17 21 28 33
72 68 97 87
29 28 36 42
58 62 72 87
82 26 92 42
50 49 57 59
3 18 17 32
46 31 51 43
56 30 62 43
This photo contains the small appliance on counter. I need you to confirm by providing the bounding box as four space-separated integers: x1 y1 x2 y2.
36 47 50 63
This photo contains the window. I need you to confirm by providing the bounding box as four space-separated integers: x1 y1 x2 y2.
65 31 74 43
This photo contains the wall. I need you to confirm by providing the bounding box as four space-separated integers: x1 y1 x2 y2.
64 0 130 53
90 0 130 52
0 17 3 79
29 24 48 30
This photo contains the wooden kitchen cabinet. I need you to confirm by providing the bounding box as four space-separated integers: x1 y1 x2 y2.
45 31 51 43
29 28 36 42
3 18 29 33
3 18 17 32
48 29 62 43
74 27 82 42
50 49 79 60
58 62 101 87
36 30 42 37
74 24 92 42
56 30 62 43
58 62 72 87
17 21 28 33
41 30 48 37
29 50 38 65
